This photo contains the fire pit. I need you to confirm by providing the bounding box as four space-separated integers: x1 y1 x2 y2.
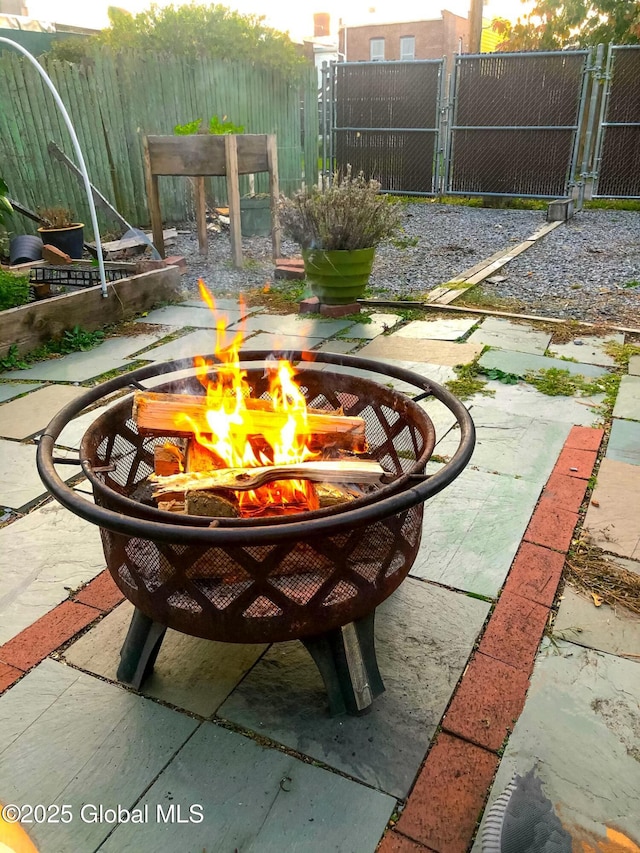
38 350 474 715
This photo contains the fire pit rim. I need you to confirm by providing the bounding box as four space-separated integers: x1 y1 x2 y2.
37 350 475 546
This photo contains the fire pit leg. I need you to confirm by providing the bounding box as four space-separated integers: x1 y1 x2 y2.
301 611 384 717
117 608 167 690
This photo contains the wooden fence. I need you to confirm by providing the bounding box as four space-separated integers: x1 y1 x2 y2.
0 48 318 232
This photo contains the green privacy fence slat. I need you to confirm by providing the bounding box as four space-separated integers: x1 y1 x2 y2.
0 47 317 233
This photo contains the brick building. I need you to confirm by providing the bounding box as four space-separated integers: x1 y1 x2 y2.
338 10 469 66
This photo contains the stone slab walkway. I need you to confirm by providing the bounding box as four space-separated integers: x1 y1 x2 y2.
0 294 638 853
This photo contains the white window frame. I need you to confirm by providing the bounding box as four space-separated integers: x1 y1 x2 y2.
400 36 415 60
370 38 385 61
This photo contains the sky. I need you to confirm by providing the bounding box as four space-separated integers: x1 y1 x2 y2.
27 0 534 40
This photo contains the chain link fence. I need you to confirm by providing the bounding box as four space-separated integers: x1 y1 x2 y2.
330 60 443 195
324 46 637 200
445 51 590 198
592 45 640 199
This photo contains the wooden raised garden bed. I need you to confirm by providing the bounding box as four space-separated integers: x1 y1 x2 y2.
0 265 182 358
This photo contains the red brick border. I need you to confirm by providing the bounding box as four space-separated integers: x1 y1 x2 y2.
0 570 121 687
382 426 604 853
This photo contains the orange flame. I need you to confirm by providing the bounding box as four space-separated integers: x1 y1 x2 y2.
178 281 319 515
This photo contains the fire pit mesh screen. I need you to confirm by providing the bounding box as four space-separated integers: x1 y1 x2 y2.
81 367 433 643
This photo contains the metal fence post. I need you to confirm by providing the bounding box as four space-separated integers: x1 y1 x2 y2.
576 43 604 210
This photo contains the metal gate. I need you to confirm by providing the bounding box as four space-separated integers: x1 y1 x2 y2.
328 60 444 195
592 45 640 199
445 50 591 198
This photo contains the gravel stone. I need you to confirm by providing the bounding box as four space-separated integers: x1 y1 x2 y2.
173 204 640 327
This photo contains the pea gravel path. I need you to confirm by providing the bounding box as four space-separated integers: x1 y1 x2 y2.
173 204 640 327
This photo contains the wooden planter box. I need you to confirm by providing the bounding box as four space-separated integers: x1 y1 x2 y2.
0 266 182 358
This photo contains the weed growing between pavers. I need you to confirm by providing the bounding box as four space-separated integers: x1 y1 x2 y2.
445 361 494 401
457 286 526 314
564 541 640 617
0 326 106 370
603 340 640 367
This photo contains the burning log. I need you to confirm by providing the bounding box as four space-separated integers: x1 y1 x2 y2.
133 391 367 453
150 459 385 498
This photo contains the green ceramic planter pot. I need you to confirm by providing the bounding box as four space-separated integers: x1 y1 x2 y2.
302 247 375 305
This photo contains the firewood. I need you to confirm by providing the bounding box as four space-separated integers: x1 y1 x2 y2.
185 490 240 518
157 499 186 514
153 442 184 476
133 391 366 453
150 459 385 497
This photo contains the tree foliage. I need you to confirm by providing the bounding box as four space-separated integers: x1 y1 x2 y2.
50 3 308 77
492 0 640 50
101 3 306 75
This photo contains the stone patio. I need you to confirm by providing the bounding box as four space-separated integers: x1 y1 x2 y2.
0 295 639 853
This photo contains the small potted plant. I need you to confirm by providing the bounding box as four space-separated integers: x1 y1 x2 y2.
37 206 84 258
278 169 402 304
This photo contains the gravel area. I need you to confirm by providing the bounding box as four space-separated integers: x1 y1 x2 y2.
477 209 640 326
173 204 639 327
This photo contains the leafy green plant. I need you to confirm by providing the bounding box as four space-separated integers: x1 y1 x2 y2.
484 367 520 384
209 114 244 134
622 280 640 289
174 115 245 137
279 169 402 251
54 326 105 353
0 344 28 370
174 119 203 135
0 177 12 227
0 269 30 311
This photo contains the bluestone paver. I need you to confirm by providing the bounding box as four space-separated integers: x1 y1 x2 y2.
478 348 609 379
101 722 396 853
612 374 640 421
473 642 640 850
178 298 264 313
412 468 541 596
583 458 640 559
467 381 602 426
357 336 483 366
548 333 623 367
392 317 477 341
629 354 640 376
0 499 105 644
435 405 572 482
54 399 131 450
219 579 489 799
0 659 198 853
606 418 640 466
137 304 251 327
0 439 48 510
336 312 401 340
228 313 353 337
141 329 246 362
0 384 86 440
553 586 640 662
467 317 552 354
242 332 329 352
314 340 360 354
0 382 43 403
64 600 268 717
0 335 163 382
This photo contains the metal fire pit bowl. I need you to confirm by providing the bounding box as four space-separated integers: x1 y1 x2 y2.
38 350 475 715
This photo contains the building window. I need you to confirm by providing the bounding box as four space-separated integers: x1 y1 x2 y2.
370 38 385 61
400 36 415 60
